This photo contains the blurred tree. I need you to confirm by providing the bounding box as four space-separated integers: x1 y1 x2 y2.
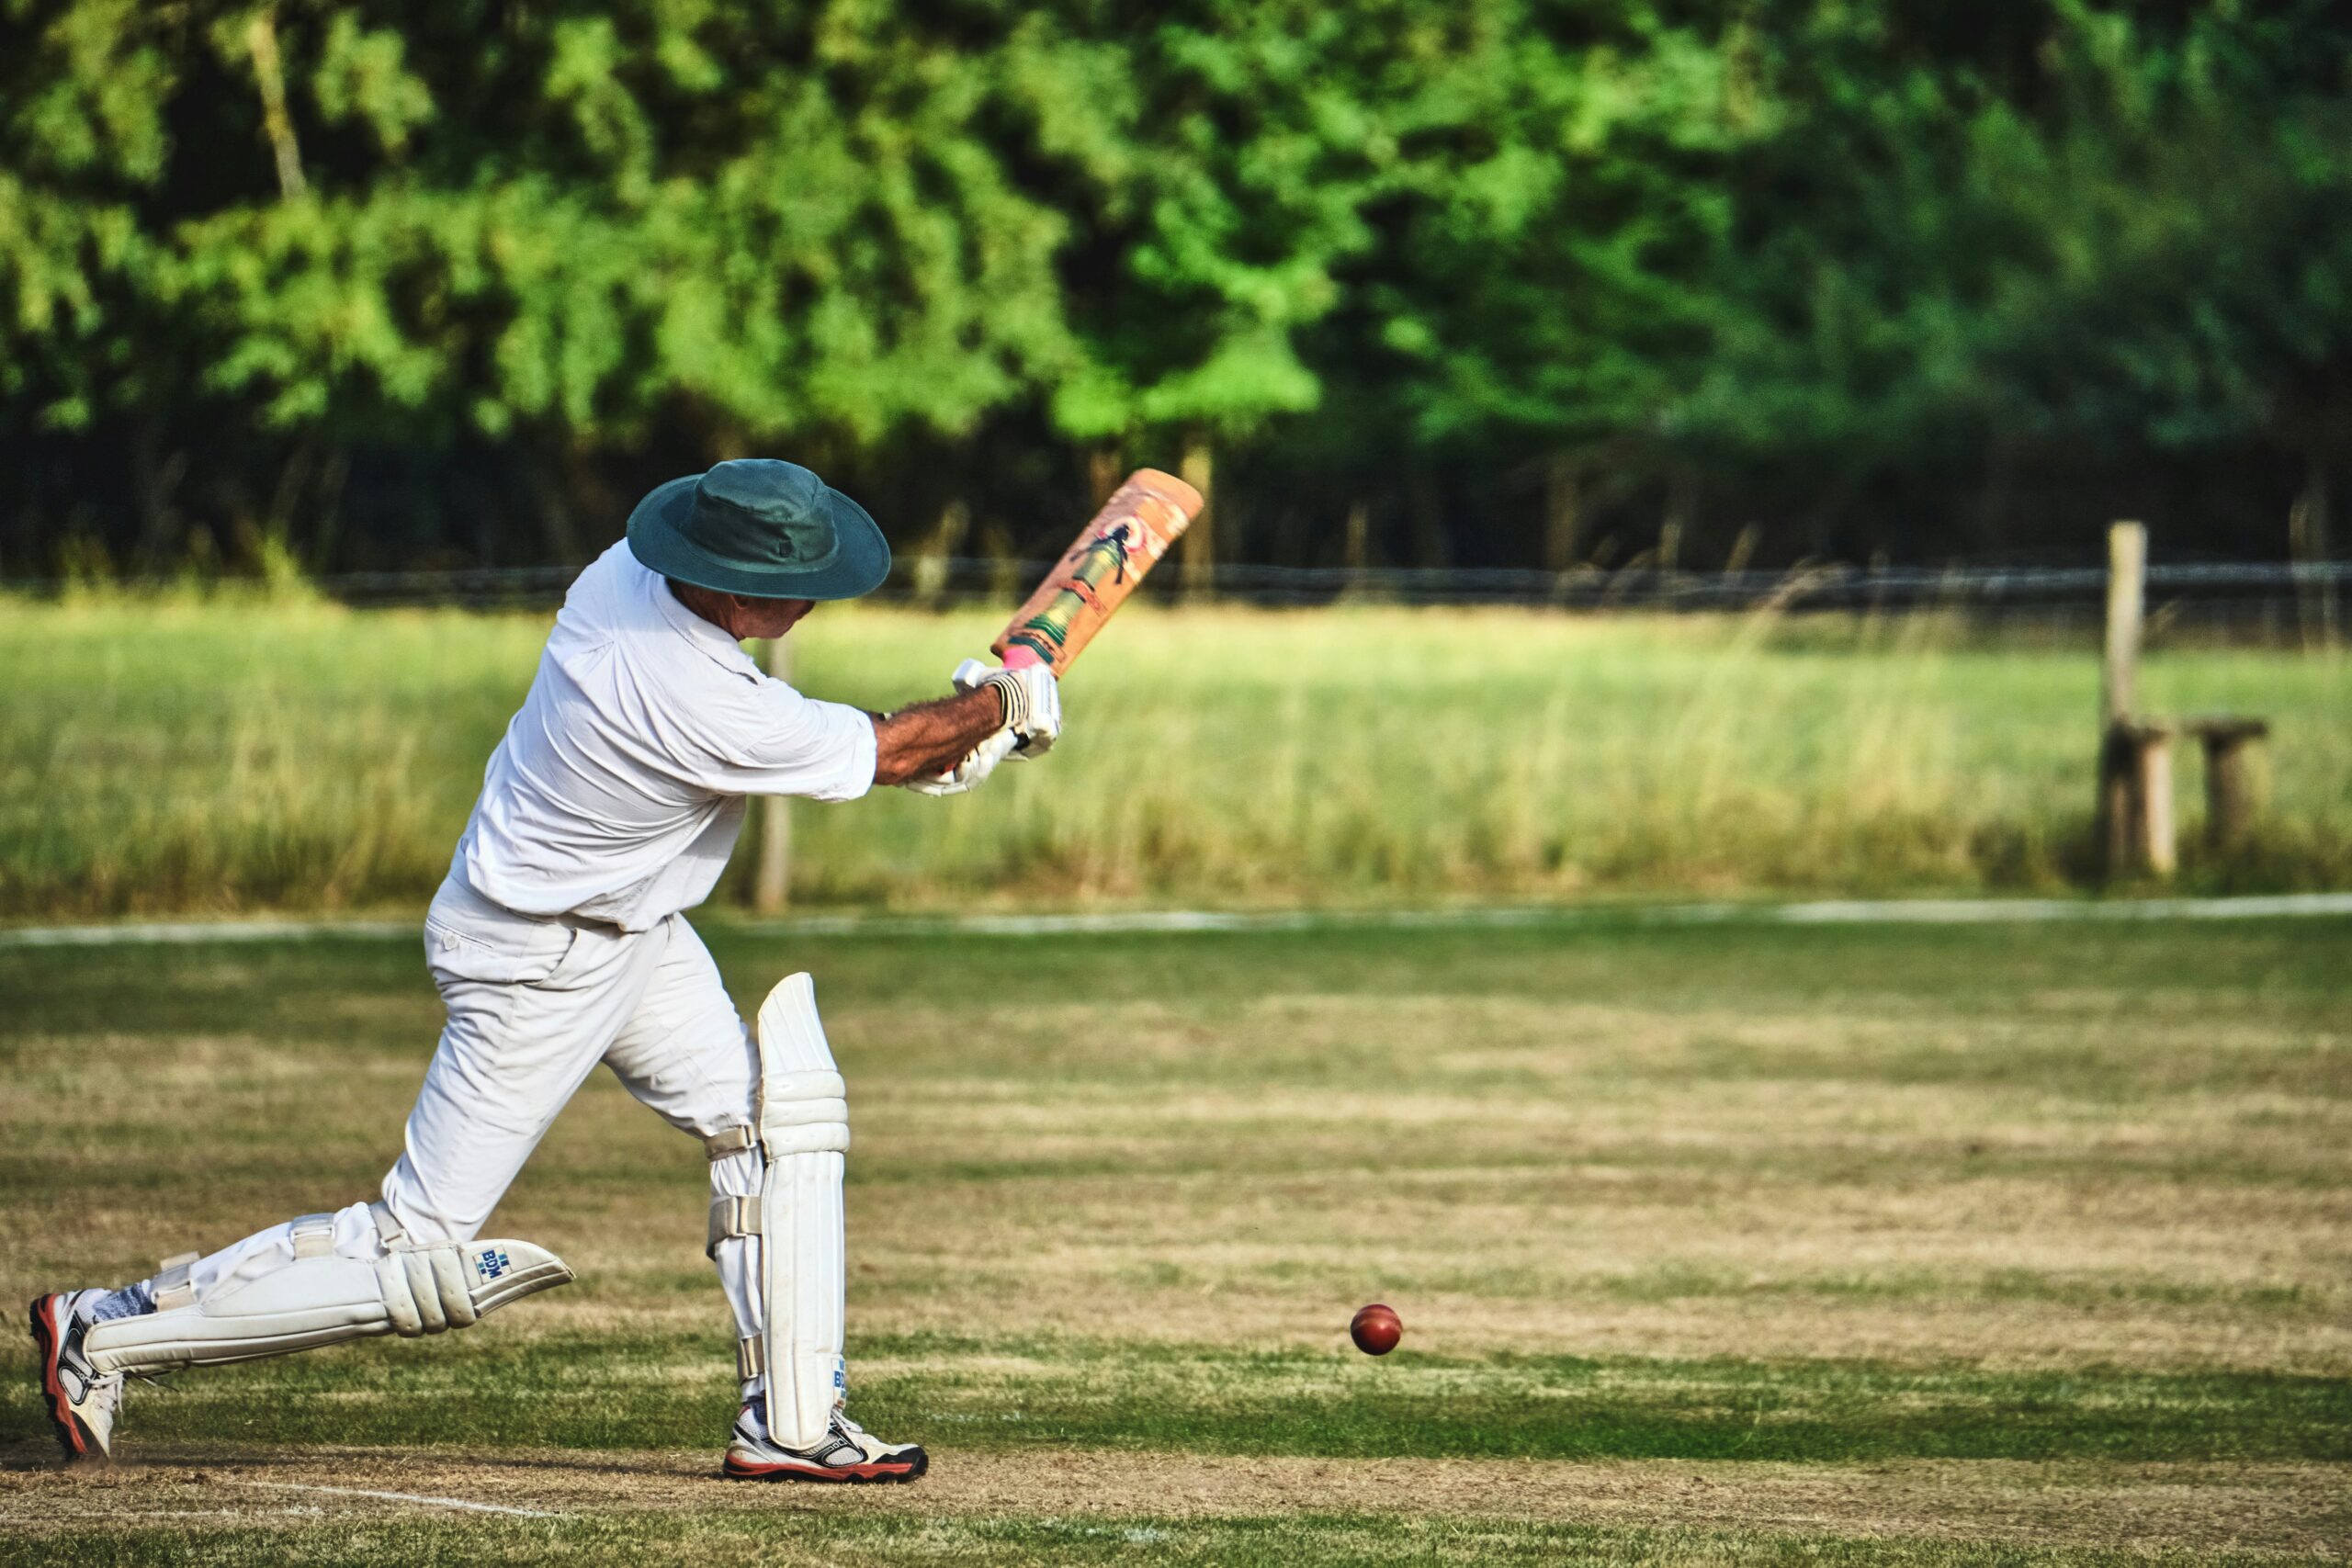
1672 1 2352 557
0 0 179 561
4 0 1075 565
180 4 1074 446
4 0 2350 574
1323 0 1757 563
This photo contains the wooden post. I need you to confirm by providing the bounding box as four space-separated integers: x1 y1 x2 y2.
913 498 968 607
752 636 793 912
2097 523 2146 878
2134 728 2176 876
1342 499 1370 590
1179 436 1215 598
2098 733 2136 876
2102 523 2144 725
2189 719 2269 850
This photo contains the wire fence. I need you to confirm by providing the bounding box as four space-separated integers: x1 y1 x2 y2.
11 557 2349 638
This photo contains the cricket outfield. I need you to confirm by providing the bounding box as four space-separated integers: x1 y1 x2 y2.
1 914 2346 1563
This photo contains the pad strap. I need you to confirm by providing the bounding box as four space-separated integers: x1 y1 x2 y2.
366 1201 483 1337
288 1213 336 1259
377 1244 481 1337
707 1195 762 1258
738 1335 765 1381
703 1125 758 1161
153 1252 200 1312
150 1213 336 1314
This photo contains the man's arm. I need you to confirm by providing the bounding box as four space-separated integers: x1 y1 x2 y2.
869 688 1007 786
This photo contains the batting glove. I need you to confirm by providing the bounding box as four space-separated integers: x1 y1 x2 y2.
900 727 1019 797
951 658 1060 759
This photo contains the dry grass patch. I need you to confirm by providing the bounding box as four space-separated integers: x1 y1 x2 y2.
1 919 2344 1562
1 1450 2345 1558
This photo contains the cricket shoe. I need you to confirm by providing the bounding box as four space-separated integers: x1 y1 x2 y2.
722 1403 928 1483
28 1291 125 1462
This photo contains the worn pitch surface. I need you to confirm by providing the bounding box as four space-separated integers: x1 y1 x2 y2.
1 917 2346 1564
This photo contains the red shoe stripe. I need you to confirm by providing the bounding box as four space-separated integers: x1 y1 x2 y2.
28 1296 88 1460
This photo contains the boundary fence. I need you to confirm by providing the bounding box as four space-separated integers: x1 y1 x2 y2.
10 558 2348 636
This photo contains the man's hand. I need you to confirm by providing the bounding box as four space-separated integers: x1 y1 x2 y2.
952 659 1059 758
871 660 1059 789
870 684 1004 787
900 728 1018 796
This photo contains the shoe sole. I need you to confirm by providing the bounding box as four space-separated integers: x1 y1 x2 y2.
722 1451 929 1484
27 1295 94 1463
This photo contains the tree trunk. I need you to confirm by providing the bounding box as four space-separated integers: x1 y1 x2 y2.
1180 435 1215 597
914 498 969 606
1087 445 1124 509
1659 464 1699 578
2289 447 2338 651
309 450 351 572
132 418 187 571
1543 454 1583 573
1409 472 1449 569
533 449 584 568
246 9 307 200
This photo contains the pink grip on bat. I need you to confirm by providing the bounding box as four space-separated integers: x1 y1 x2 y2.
992 469 1201 674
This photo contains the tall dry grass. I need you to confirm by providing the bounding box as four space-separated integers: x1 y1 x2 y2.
2 591 2346 918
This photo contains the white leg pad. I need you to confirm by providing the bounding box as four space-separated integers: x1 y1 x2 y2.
83 1233 573 1377
745 973 851 1450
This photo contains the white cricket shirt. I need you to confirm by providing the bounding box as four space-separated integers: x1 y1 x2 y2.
453 541 876 930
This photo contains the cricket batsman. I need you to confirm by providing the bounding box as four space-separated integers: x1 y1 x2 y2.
29 459 1058 1483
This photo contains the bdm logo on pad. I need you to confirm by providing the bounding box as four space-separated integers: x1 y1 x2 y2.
477 1250 512 1281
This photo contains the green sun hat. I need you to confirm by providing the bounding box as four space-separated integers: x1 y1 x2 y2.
625 459 891 601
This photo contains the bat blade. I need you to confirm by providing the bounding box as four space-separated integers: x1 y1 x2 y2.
993 468 1203 674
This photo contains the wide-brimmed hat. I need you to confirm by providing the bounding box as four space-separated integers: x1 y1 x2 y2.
625 459 890 601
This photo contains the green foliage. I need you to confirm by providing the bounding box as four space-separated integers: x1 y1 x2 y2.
3 1 2350 568
3 0 1078 452
1668 3 2352 473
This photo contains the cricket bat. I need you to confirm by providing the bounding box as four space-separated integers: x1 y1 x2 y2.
992 468 1203 673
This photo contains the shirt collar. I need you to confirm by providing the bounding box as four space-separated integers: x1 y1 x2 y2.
641 558 764 680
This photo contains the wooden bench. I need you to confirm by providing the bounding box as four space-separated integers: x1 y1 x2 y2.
2099 716 2269 875
2097 525 2271 879
2183 716 2269 849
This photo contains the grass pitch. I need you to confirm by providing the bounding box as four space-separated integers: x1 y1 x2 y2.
1 914 2347 1563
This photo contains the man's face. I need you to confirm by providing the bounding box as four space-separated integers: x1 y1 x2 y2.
732 595 816 640
665 581 819 641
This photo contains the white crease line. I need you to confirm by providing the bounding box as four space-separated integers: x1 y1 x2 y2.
21 1508 324 1523
5 893 2351 949
226 1479 562 1518
0 919 414 947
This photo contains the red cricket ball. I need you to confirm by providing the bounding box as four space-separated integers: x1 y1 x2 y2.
1350 1303 1403 1356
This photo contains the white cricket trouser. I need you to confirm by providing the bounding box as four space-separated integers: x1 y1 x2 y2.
152 871 769 1389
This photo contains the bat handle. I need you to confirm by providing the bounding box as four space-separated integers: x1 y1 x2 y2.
1000 644 1047 671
